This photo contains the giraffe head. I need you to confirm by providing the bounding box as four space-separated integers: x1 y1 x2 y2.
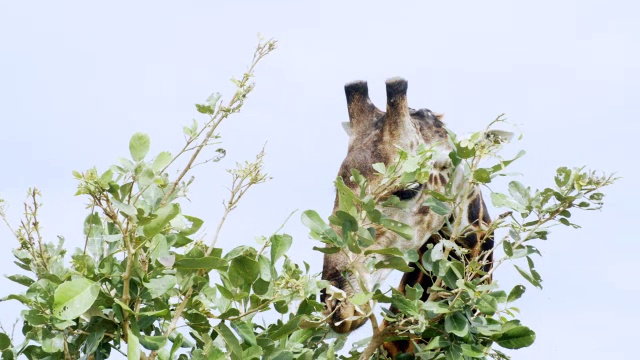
322 77 459 333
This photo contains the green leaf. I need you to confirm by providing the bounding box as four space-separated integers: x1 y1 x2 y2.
231 320 257 346
380 218 413 240
195 104 214 114
477 294 498 315
444 312 469 337
1 350 12 360
53 277 99 320
423 336 451 350
269 316 302 340
336 210 358 230
375 257 413 273
335 176 359 213
114 298 134 314
495 326 536 349
215 323 242 358
555 167 571 187
274 300 289 314
174 256 227 270
350 292 373 306
405 284 423 301
490 192 526 213
372 162 386 174
143 203 181 238
473 168 492 183
242 346 263 360
508 285 526 302
137 166 155 186
83 329 104 355
153 151 173 173
301 210 329 234
424 197 451 216
42 329 64 353
460 344 486 357
0 333 10 350
404 249 419 263
391 291 419 316
508 181 530 206
312 246 340 254
112 199 137 218
455 141 476 159
271 234 292 264
257 255 272 282
129 132 151 162
514 265 542 289
446 345 463 360
145 275 177 298
6 274 34 287
230 256 260 283
364 247 404 258
139 336 167 351
127 328 141 360
503 240 513 257
180 215 204 236
23 311 49 325
169 333 184 358
149 234 169 263
490 150 526 173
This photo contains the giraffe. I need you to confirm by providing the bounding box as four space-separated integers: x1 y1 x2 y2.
320 78 494 358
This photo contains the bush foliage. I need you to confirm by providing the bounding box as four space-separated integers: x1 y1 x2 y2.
0 39 616 359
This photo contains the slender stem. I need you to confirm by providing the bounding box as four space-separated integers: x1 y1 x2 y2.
29 190 49 272
209 207 232 253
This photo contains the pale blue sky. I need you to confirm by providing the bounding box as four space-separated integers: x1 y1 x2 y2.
0 1 638 359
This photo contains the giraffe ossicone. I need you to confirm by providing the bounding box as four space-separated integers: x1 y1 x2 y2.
320 77 494 357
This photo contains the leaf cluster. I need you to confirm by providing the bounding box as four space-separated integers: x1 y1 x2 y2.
0 49 617 360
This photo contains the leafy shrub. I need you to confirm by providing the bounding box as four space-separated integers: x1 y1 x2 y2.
0 38 616 360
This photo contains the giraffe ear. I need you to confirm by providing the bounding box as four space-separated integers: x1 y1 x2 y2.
341 122 352 136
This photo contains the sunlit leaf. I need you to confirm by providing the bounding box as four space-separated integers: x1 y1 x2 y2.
301 210 329 234
350 292 373 306
53 278 99 320
127 328 140 360
271 234 292 264
129 132 150 162
145 275 177 298
143 203 180 238
153 151 173 173
179 215 204 236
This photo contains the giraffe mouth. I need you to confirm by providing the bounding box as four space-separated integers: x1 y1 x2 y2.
324 294 370 333
321 275 370 333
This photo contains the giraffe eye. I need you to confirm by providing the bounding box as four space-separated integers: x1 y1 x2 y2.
392 183 423 201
